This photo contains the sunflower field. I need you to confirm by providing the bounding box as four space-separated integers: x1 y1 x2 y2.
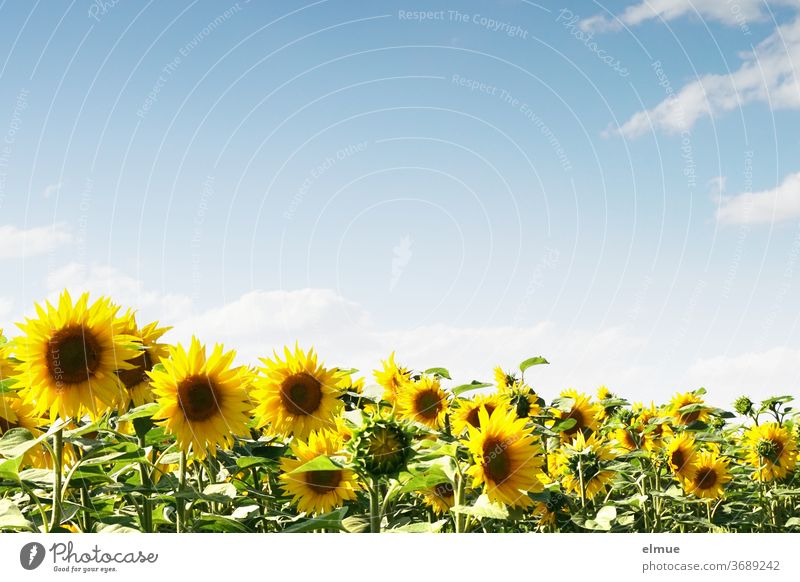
1 291 799 534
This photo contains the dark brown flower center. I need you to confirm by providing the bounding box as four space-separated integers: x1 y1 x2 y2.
671 449 686 471
483 437 512 484
46 326 102 386
694 467 718 490
562 407 585 435
116 349 154 390
177 376 220 422
433 482 454 499
0 416 20 433
466 403 496 428
414 389 442 420
304 469 342 494
280 373 323 416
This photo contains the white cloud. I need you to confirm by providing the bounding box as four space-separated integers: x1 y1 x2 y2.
688 346 800 403
45 263 193 322
716 172 800 224
171 289 650 397
581 0 790 32
42 182 62 199
615 17 800 137
0 223 73 259
31 264 800 405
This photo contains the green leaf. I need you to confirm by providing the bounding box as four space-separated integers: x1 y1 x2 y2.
0 377 18 393
452 381 492 397
0 499 34 531
342 515 370 533
424 368 451 380
202 483 237 499
289 455 343 474
596 505 617 523
551 418 577 433
520 356 549 373
19 468 53 487
389 519 448 533
117 402 159 421
236 456 274 470
284 507 348 533
785 517 800 528
231 505 260 520
0 456 22 481
95 523 140 533
451 494 508 520
194 514 251 533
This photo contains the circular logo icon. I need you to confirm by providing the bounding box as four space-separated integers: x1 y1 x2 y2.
20 542 46 570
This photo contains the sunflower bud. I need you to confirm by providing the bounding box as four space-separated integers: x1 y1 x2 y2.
350 417 413 477
734 396 754 416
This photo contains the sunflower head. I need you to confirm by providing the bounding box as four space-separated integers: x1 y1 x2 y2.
149 337 252 459
113 310 171 409
350 415 413 477
451 393 505 435
733 396 754 416
13 291 141 421
462 406 547 508
668 391 710 426
533 490 570 528
396 375 449 430
253 345 345 439
493 366 519 391
665 433 699 482
279 429 359 516
745 422 798 482
552 432 616 500
373 352 411 405
682 451 731 499
549 389 601 441
419 481 455 515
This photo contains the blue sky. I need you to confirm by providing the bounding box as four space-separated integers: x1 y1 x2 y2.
2 0 800 404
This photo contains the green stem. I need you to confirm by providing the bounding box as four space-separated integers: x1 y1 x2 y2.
49 428 64 532
454 472 466 533
138 435 152 533
578 457 586 510
177 449 187 533
369 478 382 533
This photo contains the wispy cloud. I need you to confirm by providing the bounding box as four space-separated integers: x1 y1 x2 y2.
613 17 800 137
716 172 800 225
581 0 790 32
0 223 73 259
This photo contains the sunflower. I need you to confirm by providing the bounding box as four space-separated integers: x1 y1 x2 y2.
451 393 504 435
744 422 798 482
0 329 15 382
350 415 413 477
682 451 731 499
396 375 449 430
279 430 359 515
13 292 141 421
596 385 614 400
551 432 616 500
634 402 673 452
419 481 455 515
668 391 710 426
149 337 252 458
113 310 171 409
614 426 640 453
0 393 76 469
533 490 569 528
665 433 699 482
549 389 600 441
493 366 519 390
253 345 344 439
373 352 411 405
462 407 547 508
